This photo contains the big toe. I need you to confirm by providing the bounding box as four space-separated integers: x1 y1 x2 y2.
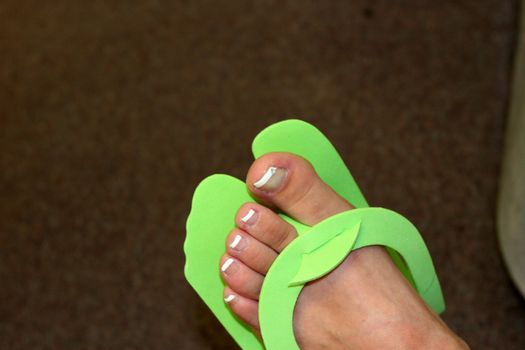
247 152 354 225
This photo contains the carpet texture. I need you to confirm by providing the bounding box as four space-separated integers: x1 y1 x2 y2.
1 1 524 349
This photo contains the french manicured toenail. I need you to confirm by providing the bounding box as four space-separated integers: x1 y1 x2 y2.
221 258 237 275
230 234 246 251
224 294 236 304
253 166 287 192
240 208 258 225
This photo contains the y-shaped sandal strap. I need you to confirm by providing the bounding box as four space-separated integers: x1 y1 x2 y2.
259 207 445 350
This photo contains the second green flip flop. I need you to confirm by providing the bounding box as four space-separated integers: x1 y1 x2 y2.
185 119 445 349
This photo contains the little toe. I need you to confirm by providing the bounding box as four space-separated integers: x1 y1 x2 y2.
223 287 260 330
226 228 278 275
220 254 264 300
235 202 298 252
247 152 354 225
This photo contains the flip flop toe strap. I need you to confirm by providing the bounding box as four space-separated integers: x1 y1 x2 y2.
259 207 445 350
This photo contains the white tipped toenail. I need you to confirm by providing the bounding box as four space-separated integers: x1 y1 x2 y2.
240 209 256 223
253 166 288 191
224 294 236 303
230 234 242 249
221 258 235 272
253 167 278 188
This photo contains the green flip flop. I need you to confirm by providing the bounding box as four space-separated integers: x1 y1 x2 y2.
184 119 445 350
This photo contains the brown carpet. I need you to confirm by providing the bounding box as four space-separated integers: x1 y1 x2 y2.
1 1 524 349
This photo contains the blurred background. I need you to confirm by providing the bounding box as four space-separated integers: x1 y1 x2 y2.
1 1 524 349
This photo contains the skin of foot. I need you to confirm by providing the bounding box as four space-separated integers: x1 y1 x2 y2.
219 152 469 350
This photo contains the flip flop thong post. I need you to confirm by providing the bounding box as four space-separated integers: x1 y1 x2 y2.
184 119 445 350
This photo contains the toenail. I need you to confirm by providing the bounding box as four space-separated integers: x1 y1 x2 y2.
224 294 236 304
221 258 237 275
230 234 247 251
253 166 288 192
240 208 258 226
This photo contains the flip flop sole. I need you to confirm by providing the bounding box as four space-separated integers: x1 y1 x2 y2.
184 174 264 350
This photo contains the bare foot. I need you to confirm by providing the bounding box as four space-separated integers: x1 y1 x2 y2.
219 153 468 349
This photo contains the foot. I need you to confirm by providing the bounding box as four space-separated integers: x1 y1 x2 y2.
219 153 468 349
